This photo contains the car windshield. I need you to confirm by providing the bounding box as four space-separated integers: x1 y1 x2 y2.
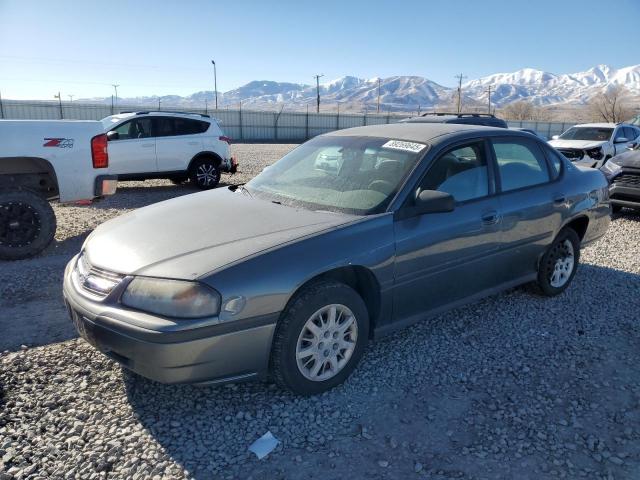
559 127 613 141
245 135 427 215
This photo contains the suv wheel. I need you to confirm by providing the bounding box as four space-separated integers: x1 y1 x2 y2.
190 158 220 190
271 280 369 395
531 228 580 296
0 190 56 260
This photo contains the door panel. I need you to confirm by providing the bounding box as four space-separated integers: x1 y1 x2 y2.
392 140 502 323
393 198 502 322
155 117 205 173
107 118 157 174
491 138 561 279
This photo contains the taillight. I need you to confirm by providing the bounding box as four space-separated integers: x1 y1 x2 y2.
219 135 232 145
91 134 108 168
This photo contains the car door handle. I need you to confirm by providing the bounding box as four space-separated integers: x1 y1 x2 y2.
141 143 154 148
553 195 566 204
481 211 500 225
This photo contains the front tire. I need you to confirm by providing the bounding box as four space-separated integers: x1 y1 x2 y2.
271 280 369 395
0 189 56 260
189 158 221 190
532 228 580 296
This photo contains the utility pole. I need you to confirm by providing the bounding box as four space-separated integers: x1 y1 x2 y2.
485 86 492 114
0 90 4 119
68 94 74 103
205 98 208 115
111 84 120 110
313 74 324 113
377 78 381 114
211 60 218 110
158 98 161 110
54 92 63 119
454 73 467 114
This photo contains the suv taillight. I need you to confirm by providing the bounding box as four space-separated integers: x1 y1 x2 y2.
91 134 108 168
219 135 232 145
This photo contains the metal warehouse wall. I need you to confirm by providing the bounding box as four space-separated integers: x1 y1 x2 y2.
0 100 576 140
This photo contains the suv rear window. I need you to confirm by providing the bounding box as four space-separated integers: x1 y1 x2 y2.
155 117 210 136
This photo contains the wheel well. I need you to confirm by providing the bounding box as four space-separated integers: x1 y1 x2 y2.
565 216 589 241
188 152 222 172
0 157 59 200
289 266 381 338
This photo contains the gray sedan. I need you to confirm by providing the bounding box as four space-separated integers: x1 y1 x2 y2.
63 123 611 395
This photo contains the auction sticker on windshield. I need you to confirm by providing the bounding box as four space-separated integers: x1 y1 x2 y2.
382 140 426 153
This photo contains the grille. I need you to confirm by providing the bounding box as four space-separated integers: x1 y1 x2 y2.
75 253 124 298
558 149 584 160
612 173 640 188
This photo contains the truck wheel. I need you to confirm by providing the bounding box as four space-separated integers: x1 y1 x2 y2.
190 158 220 190
0 190 56 260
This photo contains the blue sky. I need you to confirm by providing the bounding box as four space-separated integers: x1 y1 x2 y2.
1 0 639 100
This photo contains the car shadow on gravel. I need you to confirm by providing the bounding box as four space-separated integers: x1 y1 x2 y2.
89 181 239 211
118 263 640 479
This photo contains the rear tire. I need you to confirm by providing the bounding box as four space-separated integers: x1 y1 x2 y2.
531 228 580 296
189 158 221 190
271 280 369 396
0 189 56 260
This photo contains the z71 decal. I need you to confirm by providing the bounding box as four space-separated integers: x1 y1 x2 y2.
43 138 74 148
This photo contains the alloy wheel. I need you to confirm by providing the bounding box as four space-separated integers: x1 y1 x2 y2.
196 163 220 187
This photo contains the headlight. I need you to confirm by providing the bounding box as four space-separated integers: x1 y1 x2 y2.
585 147 603 160
121 277 221 318
600 159 622 178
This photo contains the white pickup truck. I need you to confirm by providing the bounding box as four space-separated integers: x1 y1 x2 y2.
0 120 117 260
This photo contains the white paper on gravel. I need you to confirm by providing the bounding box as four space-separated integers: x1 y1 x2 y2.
248 431 280 459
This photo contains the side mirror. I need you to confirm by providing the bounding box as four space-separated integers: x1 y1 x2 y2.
106 130 119 141
551 135 560 140
414 190 455 214
615 137 629 144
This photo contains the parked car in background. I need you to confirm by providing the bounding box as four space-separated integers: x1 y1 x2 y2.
101 111 237 189
0 120 117 260
63 123 610 395
400 112 508 128
548 123 640 168
600 147 640 213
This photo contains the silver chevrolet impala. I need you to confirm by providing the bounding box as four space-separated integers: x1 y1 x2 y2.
63 123 611 395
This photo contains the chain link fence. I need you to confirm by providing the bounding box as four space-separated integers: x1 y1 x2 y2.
0 100 575 141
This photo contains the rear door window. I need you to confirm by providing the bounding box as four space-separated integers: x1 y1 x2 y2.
492 139 550 192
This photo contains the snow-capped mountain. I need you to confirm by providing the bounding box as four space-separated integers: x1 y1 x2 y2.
83 64 640 111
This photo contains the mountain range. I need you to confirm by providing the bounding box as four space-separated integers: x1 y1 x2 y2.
88 64 640 112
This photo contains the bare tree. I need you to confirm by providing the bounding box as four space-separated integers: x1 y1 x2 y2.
588 85 631 123
501 100 536 120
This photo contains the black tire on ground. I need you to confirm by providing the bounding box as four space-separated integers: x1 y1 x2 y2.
270 280 369 396
612 205 623 214
0 189 56 261
189 158 221 190
531 227 581 296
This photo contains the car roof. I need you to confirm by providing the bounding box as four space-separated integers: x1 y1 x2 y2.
573 122 617 128
325 122 520 145
103 111 212 122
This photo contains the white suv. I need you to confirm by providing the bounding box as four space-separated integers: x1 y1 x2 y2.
101 111 237 189
548 122 640 168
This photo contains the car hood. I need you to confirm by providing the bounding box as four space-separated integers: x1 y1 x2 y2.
84 188 357 279
548 139 607 150
611 149 640 168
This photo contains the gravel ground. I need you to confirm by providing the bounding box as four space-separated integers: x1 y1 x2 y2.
1 143 640 479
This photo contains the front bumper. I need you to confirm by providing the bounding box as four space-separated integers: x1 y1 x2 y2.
62 256 278 385
609 183 640 210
